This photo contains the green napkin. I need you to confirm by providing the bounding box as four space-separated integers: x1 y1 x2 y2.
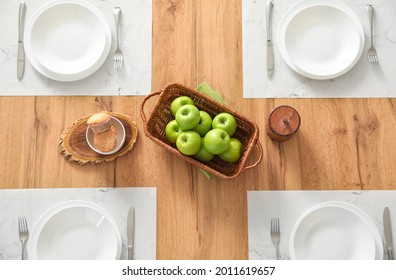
196 82 225 103
195 82 225 179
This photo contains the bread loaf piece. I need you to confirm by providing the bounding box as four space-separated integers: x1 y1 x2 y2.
93 126 118 152
87 112 112 134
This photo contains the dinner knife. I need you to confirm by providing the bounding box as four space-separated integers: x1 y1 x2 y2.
384 207 394 260
17 1 26 80
266 0 274 77
127 206 135 260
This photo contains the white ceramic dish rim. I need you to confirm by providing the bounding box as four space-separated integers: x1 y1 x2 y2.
24 0 112 82
277 0 365 80
290 203 375 259
28 2 106 75
86 116 126 156
27 200 122 260
289 201 383 260
284 6 361 75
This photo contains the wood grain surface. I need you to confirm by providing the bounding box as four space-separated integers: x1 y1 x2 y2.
0 0 395 259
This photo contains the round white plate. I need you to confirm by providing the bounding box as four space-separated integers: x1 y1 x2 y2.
290 201 383 260
278 0 364 79
24 0 111 81
28 200 121 260
86 116 126 155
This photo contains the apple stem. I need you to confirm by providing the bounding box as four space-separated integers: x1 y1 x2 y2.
282 117 289 126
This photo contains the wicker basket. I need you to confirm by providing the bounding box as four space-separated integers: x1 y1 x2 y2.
140 83 263 179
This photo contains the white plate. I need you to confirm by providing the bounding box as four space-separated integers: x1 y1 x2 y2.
290 201 383 260
278 0 364 79
28 200 121 260
86 116 126 155
24 0 111 81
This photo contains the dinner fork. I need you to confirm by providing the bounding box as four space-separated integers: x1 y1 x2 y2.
113 7 124 69
270 218 280 260
365 4 378 66
18 216 29 260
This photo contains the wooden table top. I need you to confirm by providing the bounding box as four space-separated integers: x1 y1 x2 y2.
0 0 395 259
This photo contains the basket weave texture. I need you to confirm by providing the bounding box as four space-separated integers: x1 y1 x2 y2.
140 83 262 179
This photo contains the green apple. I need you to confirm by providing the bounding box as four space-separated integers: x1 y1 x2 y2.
219 138 242 163
212 112 237 136
165 119 183 143
193 138 214 162
175 104 200 130
176 131 201 155
170 96 194 116
203 128 231 155
194 111 212 136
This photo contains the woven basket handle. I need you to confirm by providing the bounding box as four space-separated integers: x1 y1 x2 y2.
244 139 263 170
140 91 162 122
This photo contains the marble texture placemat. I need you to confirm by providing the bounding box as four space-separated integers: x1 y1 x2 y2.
0 187 156 260
0 0 151 96
242 0 396 98
248 190 396 260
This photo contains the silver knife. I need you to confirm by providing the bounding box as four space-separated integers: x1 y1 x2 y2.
266 0 274 77
384 207 394 260
127 206 135 260
17 1 26 80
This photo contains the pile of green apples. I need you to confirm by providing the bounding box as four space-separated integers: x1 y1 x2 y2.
165 96 242 163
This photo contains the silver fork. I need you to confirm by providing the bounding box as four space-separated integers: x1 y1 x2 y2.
18 216 29 260
365 4 378 66
270 218 280 260
113 7 124 69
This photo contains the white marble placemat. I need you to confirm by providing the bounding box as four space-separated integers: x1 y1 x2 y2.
242 0 396 98
0 0 151 96
0 187 156 260
248 190 396 260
